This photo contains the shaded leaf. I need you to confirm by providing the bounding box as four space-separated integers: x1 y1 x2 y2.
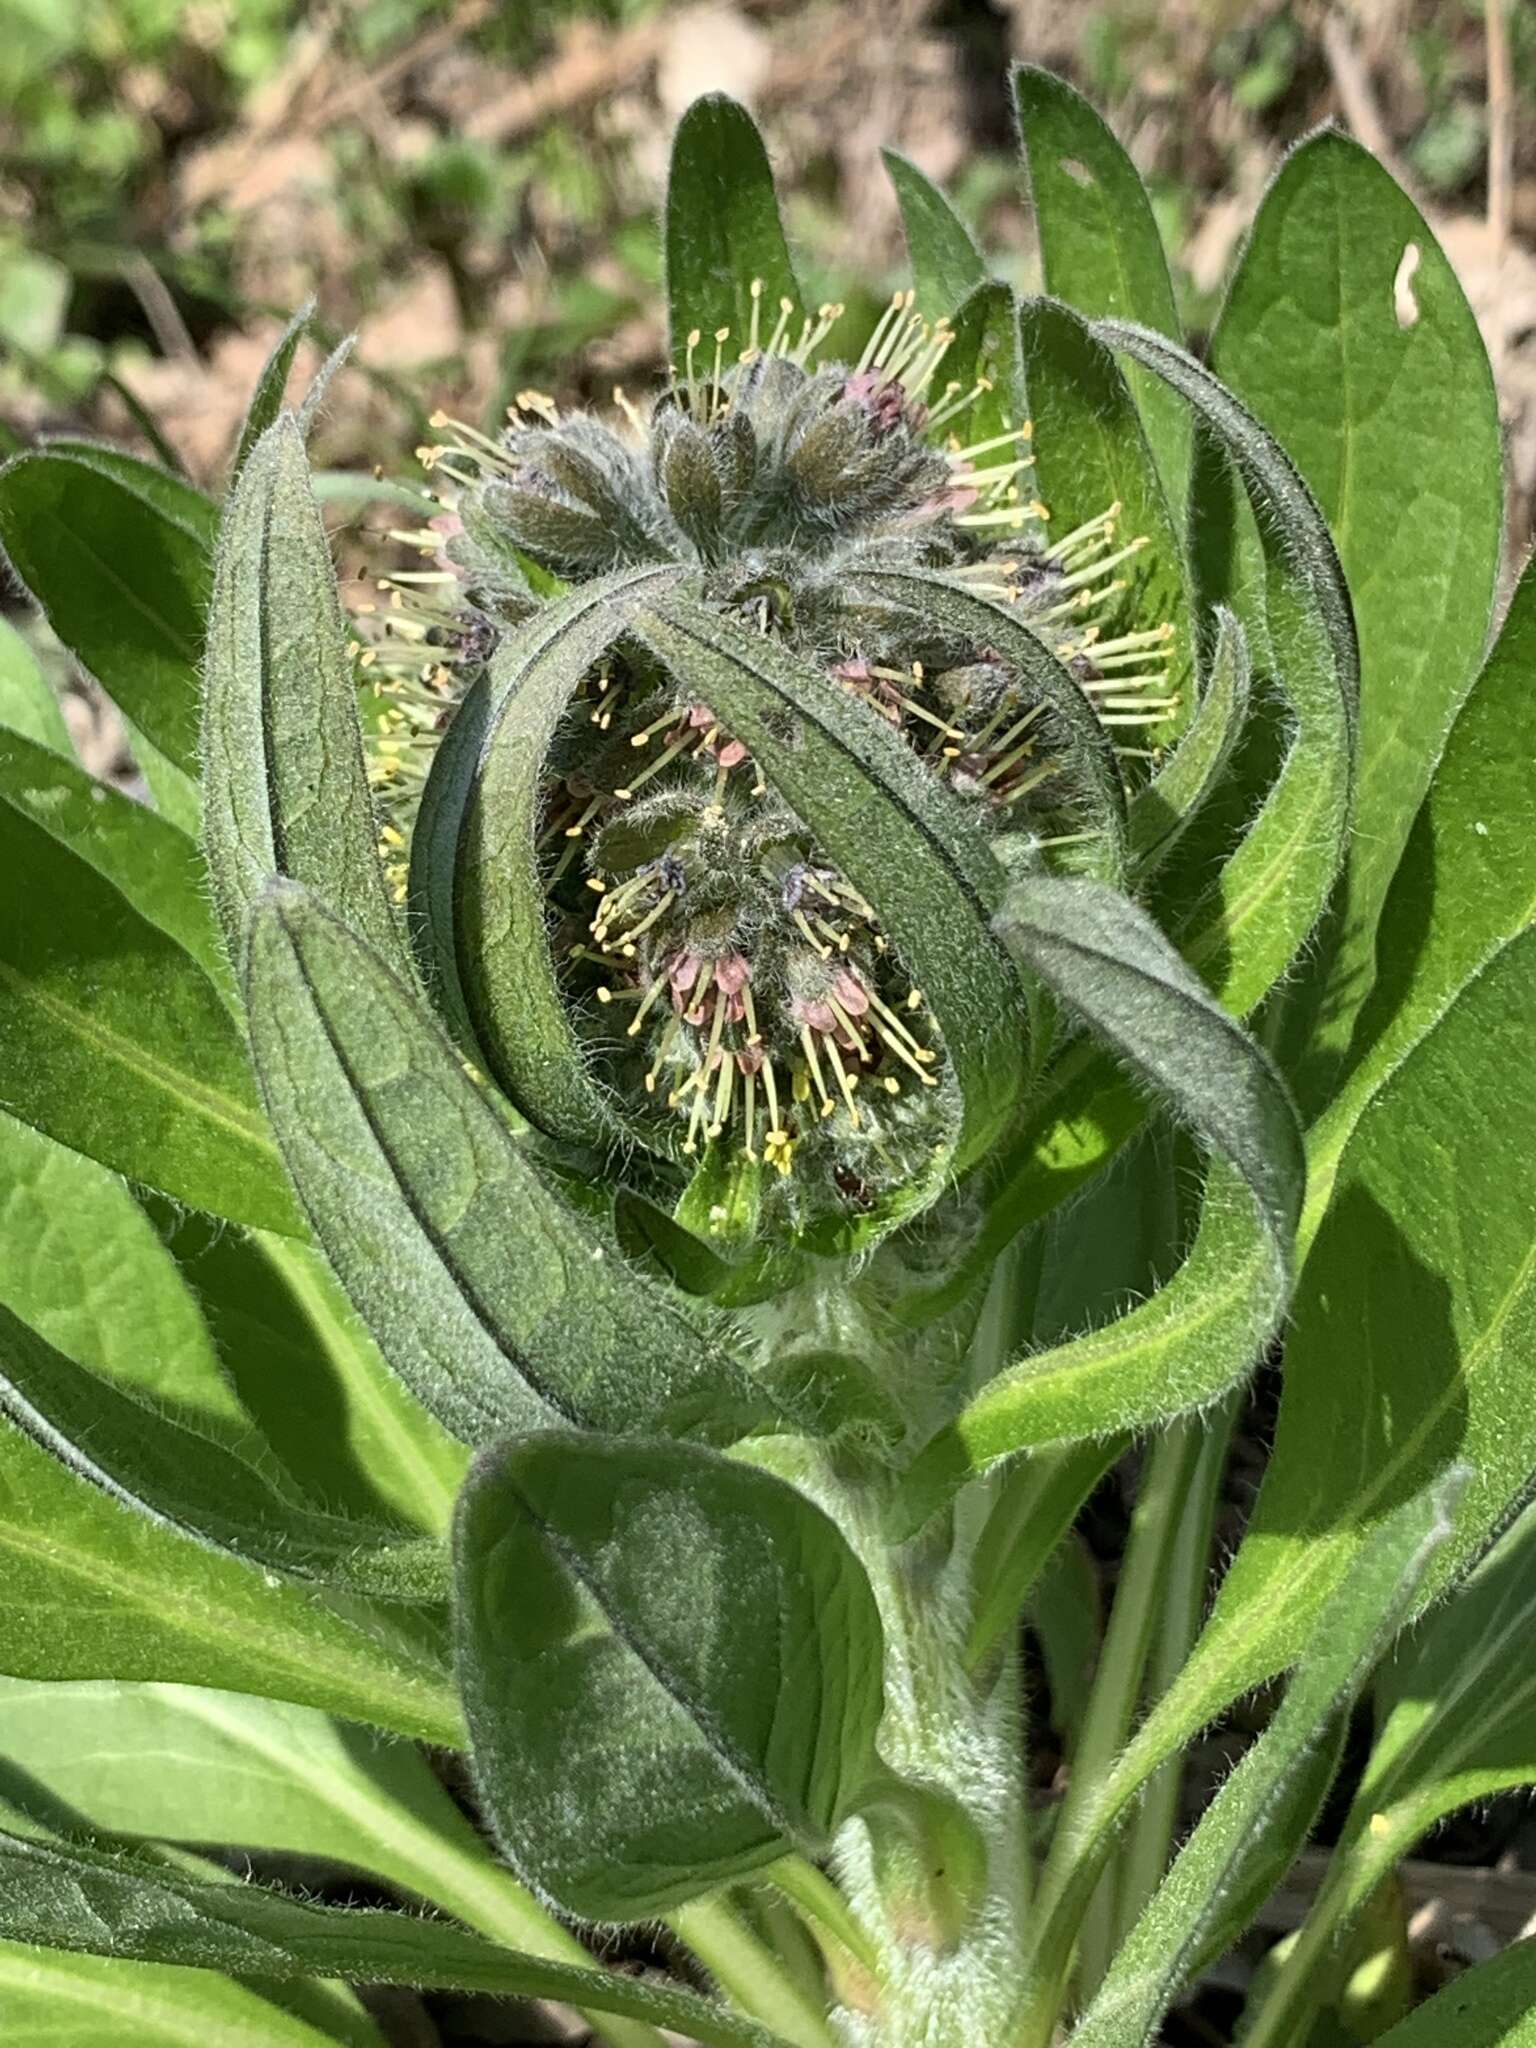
1367 1942 1536 2047
0 443 213 773
457 1431 884 1919
0 615 71 756
0 1827 792 2048
1127 608 1249 874
0 796 300 1233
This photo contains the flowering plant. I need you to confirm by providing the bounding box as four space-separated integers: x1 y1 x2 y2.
0 70 1531 2048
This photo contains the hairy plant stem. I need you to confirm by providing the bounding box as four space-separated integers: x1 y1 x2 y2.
1109 1392 1238 1947
1042 1416 1225 2017
670 1895 841 2048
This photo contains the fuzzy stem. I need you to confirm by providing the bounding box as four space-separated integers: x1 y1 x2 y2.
671 1894 840 2048
1110 1393 1237 1945
1054 1419 1216 2007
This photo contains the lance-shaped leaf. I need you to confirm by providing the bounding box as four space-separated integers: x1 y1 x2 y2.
232 300 315 477
0 1420 459 1746
1019 920 1536 2007
0 795 300 1234
0 1828 789 2048
1209 133 1502 1096
0 443 213 774
665 94 800 375
898 876 1302 1524
1126 608 1249 874
1014 67 1189 519
0 1943 383 2048
245 881 765 1448
202 413 406 977
0 1304 447 1603
942 278 1026 452
882 149 985 321
855 565 1128 872
0 725 227 988
1066 1471 1460 2048
442 565 684 1154
1018 299 1195 726
1102 318 1358 1016
1239 1499 1536 2048
456 1431 885 1920
0 1680 662 2048
634 594 1029 1179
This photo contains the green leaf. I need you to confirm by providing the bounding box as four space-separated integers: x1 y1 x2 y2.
127 713 203 833
0 1677 666 2048
0 1303 446 1602
1127 607 1249 874
1013 66 1189 518
1066 1473 1459 2048
1310 553 1536 1235
1209 133 1502 1093
0 1942 383 2048
437 565 684 1153
456 1431 885 1920
903 316 1356 1327
148 1208 465 1534
1027 920 1536 1990
967 1441 1120 1670
0 443 213 774
942 279 1026 452
0 1419 459 1746
0 724 226 986
635 594 1028 1189
203 414 405 978
1370 1943 1536 2047
246 882 765 1448
232 300 315 477
882 150 985 321
0 614 71 756
0 795 301 1233
665 94 801 374
1017 299 1195 724
856 566 1128 873
0 1828 794 2048
0 1112 245 1429
897 877 1302 1520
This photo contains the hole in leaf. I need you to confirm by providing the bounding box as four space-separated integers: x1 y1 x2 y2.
1060 157 1095 189
1393 243 1421 329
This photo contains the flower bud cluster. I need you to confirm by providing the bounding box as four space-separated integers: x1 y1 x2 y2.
358 293 1177 1237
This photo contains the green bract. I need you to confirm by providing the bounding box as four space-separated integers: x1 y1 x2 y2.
0 70 1526 2048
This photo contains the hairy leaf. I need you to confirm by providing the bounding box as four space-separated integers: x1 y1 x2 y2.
1127 608 1249 874
203 413 405 976
232 300 315 477
1018 299 1195 723
899 877 1301 1519
0 1827 792 2048
665 94 800 374
457 1431 884 1920
0 443 213 773
1369 1941 1536 2047
444 565 684 1152
246 883 765 1448
1014 67 1188 517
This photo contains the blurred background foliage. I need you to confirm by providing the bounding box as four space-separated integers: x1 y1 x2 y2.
2 0 1533 525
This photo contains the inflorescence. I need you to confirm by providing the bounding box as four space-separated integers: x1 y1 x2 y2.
352 288 1177 1234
